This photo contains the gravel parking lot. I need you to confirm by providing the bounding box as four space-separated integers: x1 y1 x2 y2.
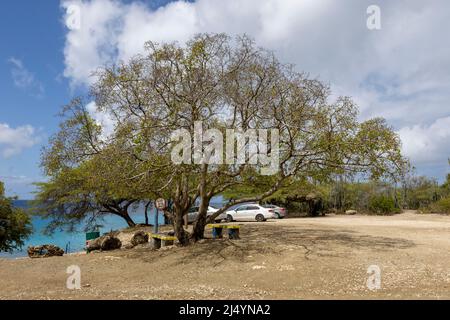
1 211 449 299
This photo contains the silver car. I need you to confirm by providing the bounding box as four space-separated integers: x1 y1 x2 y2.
261 204 287 219
187 206 226 223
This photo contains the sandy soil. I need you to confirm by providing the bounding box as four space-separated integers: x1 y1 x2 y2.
0 211 449 300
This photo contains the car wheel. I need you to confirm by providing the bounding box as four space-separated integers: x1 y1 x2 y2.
256 214 265 222
226 214 233 223
276 213 282 219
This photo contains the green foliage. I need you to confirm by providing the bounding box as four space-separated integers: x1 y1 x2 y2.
0 181 32 252
368 194 400 215
428 196 450 214
38 33 409 243
402 176 440 209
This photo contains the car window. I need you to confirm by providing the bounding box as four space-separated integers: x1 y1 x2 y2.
263 205 275 208
247 206 260 210
188 207 199 213
236 206 247 211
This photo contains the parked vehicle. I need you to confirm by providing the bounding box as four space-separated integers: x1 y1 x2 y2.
187 206 226 223
225 204 277 222
261 204 287 219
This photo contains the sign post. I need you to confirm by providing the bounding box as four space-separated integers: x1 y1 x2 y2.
155 198 167 234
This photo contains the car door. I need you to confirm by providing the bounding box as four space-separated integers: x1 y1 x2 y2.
233 206 248 221
245 205 261 220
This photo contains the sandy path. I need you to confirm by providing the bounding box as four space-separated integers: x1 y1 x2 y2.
0 211 449 300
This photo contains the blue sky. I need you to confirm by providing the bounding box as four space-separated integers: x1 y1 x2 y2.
1 0 449 198
0 0 70 198
0 0 182 198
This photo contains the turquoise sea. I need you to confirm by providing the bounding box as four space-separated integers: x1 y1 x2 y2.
0 201 166 259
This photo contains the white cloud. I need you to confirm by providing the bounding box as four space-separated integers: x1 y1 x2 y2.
0 123 42 158
398 117 450 165
86 101 115 139
60 0 450 176
8 57 45 98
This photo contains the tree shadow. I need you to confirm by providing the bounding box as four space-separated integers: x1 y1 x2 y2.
122 224 415 267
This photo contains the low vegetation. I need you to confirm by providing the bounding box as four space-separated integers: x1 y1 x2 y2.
0 181 32 253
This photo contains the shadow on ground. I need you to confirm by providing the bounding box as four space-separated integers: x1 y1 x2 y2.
122 223 415 268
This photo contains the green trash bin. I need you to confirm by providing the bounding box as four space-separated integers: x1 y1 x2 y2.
85 231 100 251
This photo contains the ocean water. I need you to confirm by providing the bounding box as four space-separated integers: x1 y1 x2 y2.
0 202 166 259
1 197 228 259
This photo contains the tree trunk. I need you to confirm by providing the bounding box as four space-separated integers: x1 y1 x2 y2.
191 199 209 242
174 208 189 246
190 165 210 242
121 211 136 227
307 198 323 217
144 201 152 225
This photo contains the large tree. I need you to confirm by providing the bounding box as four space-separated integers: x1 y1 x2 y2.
37 34 407 244
0 181 32 252
87 33 407 244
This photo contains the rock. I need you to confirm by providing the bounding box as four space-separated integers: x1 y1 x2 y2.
100 235 122 251
87 233 122 252
27 245 64 258
130 231 149 247
345 210 358 215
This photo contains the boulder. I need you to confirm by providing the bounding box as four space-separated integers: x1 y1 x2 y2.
345 210 358 215
27 245 64 258
87 234 122 253
130 231 149 247
100 235 122 251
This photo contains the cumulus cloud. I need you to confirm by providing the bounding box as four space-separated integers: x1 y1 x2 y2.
398 117 450 165
86 101 115 139
60 0 450 175
8 57 45 98
0 123 42 158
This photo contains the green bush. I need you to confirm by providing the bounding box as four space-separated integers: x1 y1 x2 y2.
368 195 400 215
430 196 450 214
0 182 32 252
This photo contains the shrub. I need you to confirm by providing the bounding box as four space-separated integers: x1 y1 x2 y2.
0 182 32 252
430 196 450 214
368 195 400 215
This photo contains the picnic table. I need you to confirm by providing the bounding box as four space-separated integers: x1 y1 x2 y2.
150 233 177 249
207 224 241 240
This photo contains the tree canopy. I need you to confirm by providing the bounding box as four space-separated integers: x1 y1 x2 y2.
37 33 408 244
0 181 32 253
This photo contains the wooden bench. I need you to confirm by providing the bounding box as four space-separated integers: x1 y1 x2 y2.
150 233 177 249
207 224 241 240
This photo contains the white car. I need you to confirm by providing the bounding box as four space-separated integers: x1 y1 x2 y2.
225 204 277 222
187 206 226 223
261 204 287 219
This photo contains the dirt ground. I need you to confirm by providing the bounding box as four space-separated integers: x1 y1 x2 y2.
0 211 449 300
